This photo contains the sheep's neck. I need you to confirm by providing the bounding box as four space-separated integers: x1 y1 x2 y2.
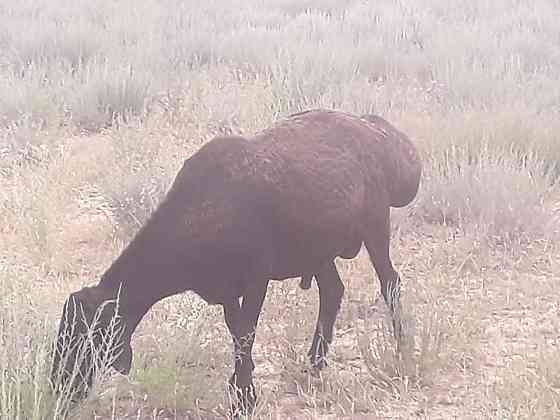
97 217 190 337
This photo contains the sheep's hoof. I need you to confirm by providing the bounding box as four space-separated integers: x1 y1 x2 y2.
310 356 328 371
308 336 329 371
308 348 328 371
229 378 256 417
302 357 327 379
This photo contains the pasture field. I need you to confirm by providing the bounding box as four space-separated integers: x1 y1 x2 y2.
1 0 559 418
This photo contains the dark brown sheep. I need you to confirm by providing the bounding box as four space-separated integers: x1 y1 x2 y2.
51 109 421 414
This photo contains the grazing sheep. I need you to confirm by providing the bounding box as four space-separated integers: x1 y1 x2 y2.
51 109 421 414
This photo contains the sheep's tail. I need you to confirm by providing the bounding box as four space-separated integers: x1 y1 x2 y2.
360 114 422 208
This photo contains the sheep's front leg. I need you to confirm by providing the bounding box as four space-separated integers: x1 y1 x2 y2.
309 261 345 370
223 280 268 416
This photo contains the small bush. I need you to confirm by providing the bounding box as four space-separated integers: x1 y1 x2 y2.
416 148 558 244
492 344 560 419
70 64 153 131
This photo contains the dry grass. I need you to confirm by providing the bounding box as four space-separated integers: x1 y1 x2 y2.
1 0 560 419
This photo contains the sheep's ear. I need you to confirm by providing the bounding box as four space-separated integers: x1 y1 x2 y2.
68 287 106 325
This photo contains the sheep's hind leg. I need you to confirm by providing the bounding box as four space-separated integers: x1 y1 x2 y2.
223 280 268 416
308 260 345 370
364 206 404 347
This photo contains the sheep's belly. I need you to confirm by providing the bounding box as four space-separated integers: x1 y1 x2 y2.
261 226 363 281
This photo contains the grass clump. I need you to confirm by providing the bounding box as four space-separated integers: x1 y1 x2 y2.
0 268 124 419
416 147 558 245
1 0 560 418
491 344 560 419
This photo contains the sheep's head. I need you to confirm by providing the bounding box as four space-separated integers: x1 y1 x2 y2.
50 286 132 400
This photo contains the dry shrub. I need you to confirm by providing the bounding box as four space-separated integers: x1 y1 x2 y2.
33 136 119 273
129 295 229 415
356 302 445 395
416 148 557 245
492 344 560 419
0 266 126 420
1 0 560 418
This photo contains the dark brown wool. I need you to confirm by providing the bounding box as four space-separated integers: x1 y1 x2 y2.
51 109 422 414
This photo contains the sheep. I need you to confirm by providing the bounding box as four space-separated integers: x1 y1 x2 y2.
50 109 422 415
